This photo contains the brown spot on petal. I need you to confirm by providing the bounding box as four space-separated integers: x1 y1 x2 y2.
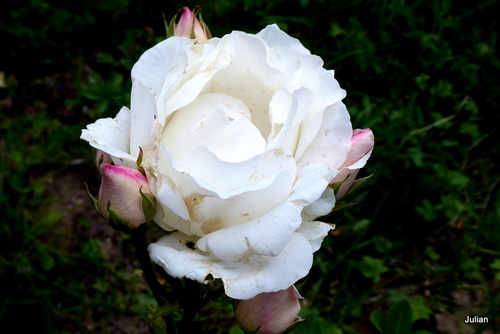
201 217 223 234
184 193 206 219
273 147 284 157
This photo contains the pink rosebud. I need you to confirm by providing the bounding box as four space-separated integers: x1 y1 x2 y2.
98 164 156 231
235 286 303 334
174 7 211 41
330 128 374 198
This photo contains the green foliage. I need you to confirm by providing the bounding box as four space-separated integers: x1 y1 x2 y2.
490 259 500 281
357 256 389 284
296 309 343 334
370 299 433 334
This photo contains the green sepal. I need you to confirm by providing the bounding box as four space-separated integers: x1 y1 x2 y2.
166 10 179 39
136 147 147 176
341 171 376 199
241 328 260 334
161 11 169 40
331 200 357 214
329 174 350 196
106 202 139 233
140 187 157 222
85 183 103 218
96 152 105 170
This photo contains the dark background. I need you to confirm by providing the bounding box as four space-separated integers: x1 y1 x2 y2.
1 0 499 333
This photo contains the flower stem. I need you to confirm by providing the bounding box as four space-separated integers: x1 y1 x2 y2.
130 224 175 332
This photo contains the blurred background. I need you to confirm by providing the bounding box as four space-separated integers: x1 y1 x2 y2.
1 0 499 333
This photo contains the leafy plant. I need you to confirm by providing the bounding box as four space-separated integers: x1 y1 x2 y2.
370 299 432 334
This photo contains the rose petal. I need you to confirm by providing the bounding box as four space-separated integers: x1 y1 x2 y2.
160 93 265 166
163 38 230 119
196 163 330 261
297 101 352 174
149 231 313 300
342 129 375 170
154 146 296 237
301 186 335 221
184 145 296 199
130 79 158 158
210 33 285 138
131 37 189 99
80 107 136 168
297 221 334 252
153 172 191 233
329 128 374 198
186 167 294 237
267 87 311 156
256 24 311 55
175 7 195 38
131 37 190 124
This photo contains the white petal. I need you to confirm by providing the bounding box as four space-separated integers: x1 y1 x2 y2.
196 163 330 261
184 145 296 199
156 145 218 198
80 107 136 168
161 93 265 166
131 37 189 99
130 79 158 158
152 144 297 237
256 24 311 55
297 221 334 252
267 87 311 156
297 102 352 172
153 172 192 234
293 73 347 157
210 33 286 138
149 231 314 300
152 145 220 233
131 37 192 124
163 38 231 120
268 88 292 125
302 186 335 221
187 167 294 237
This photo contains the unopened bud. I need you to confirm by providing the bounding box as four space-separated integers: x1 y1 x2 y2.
330 129 374 199
98 164 156 232
235 286 304 334
169 6 212 42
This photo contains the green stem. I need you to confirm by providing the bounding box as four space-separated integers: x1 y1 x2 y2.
130 224 175 332
156 265 198 333
155 265 216 333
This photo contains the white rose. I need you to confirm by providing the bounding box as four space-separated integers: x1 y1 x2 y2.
81 24 367 300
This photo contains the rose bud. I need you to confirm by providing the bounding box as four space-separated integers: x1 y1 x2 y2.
330 129 374 199
173 7 211 41
98 164 156 232
235 286 304 334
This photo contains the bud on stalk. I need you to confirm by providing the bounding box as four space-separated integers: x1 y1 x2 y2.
96 164 157 232
235 286 304 334
330 128 374 199
168 6 212 42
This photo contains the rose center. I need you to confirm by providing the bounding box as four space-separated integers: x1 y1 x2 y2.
160 93 266 169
